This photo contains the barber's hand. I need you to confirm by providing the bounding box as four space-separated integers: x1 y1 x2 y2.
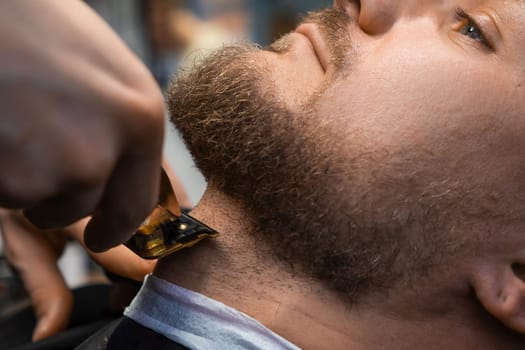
0 0 165 251
0 210 156 342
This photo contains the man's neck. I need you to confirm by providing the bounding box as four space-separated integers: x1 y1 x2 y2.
153 186 524 349
154 186 357 348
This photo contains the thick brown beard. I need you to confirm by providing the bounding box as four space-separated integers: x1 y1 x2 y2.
167 9 471 304
166 43 406 303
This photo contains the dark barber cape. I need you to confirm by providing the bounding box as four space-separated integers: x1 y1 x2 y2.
0 283 188 350
0 270 165 350
75 316 189 350
0 284 117 350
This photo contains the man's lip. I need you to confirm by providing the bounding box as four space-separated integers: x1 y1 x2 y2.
295 23 330 72
294 2 360 72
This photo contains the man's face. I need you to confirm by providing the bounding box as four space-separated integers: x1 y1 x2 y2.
169 0 525 301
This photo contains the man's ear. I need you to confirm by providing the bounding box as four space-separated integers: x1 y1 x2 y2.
472 262 525 333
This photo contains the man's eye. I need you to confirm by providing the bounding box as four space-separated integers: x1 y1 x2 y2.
455 8 490 48
459 20 484 41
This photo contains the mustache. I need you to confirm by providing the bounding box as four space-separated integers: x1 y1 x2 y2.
268 8 353 69
301 7 353 38
302 8 354 69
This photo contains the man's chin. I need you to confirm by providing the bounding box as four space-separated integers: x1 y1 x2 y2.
167 43 284 182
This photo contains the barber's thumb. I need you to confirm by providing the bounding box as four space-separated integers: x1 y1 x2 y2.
31 287 74 342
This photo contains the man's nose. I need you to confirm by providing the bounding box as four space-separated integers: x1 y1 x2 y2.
357 0 402 35
350 0 444 36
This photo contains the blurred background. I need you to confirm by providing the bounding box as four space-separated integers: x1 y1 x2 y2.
83 0 331 207
0 0 332 300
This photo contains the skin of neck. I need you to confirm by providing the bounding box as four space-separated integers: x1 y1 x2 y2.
153 184 524 349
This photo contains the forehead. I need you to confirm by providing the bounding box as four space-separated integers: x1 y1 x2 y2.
486 0 525 74
479 0 525 39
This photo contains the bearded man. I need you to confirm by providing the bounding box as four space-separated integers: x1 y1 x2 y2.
80 0 525 349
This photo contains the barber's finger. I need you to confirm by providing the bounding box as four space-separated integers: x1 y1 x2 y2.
0 212 73 341
84 154 161 252
67 218 156 281
89 245 156 281
23 186 104 229
28 268 73 341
